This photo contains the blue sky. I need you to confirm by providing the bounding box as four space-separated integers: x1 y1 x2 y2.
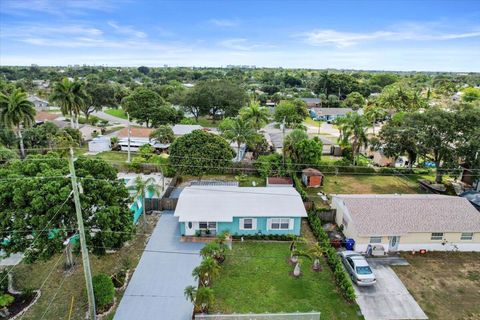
1 0 479 71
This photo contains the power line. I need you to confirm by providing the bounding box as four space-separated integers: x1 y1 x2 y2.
0 192 73 284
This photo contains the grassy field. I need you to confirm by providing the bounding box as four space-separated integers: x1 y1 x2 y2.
304 117 321 127
196 116 221 128
104 108 127 119
12 216 158 320
210 241 362 319
393 252 480 320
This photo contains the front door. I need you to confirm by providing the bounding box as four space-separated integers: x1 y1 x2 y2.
185 221 196 236
389 236 400 252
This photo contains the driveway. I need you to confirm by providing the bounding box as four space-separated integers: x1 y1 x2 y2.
354 258 428 320
114 212 204 320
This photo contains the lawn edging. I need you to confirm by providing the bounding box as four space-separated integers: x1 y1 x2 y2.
307 210 356 302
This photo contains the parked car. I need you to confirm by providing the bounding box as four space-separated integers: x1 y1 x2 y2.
339 251 376 286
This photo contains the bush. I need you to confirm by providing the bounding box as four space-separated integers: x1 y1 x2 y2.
307 210 356 302
92 274 115 310
231 234 294 241
292 175 308 201
0 294 14 308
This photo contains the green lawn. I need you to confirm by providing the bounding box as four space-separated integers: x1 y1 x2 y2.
210 242 362 319
104 108 127 119
196 116 221 128
304 117 321 127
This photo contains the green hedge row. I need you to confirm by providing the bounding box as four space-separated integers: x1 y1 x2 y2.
231 234 295 241
307 211 356 302
292 175 308 201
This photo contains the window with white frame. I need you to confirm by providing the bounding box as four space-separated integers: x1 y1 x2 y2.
431 232 444 240
199 222 217 230
240 218 256 230
270 218 291 230
460 232 473 240
369 236 382 243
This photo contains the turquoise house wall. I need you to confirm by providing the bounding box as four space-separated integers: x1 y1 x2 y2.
179 217 302 236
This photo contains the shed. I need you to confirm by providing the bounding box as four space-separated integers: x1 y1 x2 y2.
267 177 293 187
302 168 324 188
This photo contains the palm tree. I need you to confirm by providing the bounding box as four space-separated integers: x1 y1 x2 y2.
50 78 87 129
290 249 312 277
364 105 387 135
184 286 215 313
240 101 270 130
283 129 308 164
336 113 369 165
192 257 220 287
133 176 162 227
220 117 254 161
0 88 35 158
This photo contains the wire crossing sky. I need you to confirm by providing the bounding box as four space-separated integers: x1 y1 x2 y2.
0 0 480 71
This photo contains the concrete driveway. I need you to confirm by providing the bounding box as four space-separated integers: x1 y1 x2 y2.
114 212 204 320
354 259 428 320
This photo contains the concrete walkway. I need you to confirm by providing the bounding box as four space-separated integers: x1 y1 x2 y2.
355 261 428 320
114 212 204 320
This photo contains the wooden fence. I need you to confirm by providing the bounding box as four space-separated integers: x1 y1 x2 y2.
316 209 336 222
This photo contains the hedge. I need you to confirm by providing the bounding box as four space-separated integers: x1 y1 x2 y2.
292 175 308 201
92 274 115 310
307 210 356 302
231 234 295 241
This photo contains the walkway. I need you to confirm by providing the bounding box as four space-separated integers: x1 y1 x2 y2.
114 212 204 320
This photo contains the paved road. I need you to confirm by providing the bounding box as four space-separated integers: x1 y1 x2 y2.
114 212 204 320
91 110 145 127
355 260 428 320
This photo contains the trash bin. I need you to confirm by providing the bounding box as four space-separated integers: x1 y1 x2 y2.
345 238 355 250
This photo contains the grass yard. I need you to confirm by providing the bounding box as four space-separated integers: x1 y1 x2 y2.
12 216 159 320
319 174 422 195
304 117 321 127
90 151 131 163
104 108 128 119
392 252 480 320
210 241 362 319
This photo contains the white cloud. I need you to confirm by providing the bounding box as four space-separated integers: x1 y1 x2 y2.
209 19 240 27
1 0 120 16
301 25 480 47
108 21 147 38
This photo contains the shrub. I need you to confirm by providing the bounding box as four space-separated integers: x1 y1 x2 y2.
0 294 14 308
292 175 308 201
92 274 115 310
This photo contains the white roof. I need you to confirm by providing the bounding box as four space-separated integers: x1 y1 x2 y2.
174 186 307 222
172 124 203 136
333 194 480 236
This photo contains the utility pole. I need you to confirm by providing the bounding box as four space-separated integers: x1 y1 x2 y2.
127 112 131 163
68 148 96 320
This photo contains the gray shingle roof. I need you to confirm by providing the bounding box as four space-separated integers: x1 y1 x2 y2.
333 194 480 236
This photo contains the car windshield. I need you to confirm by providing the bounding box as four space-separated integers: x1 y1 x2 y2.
356 266 373 275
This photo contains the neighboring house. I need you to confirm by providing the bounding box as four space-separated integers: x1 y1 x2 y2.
301 98 321 107
262 123 292 154
310 107 354 122
34 111 60 124
267 176 293 187
460 190 480 211
302 168 324 187
459 165 480 192
332 194 480 253
28 95 49 110
175 186 307 236
172 124 203 136
365 148 395 167
116 127 169 152
318 136 334 155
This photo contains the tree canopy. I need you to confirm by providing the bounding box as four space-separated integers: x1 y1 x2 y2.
169 130 235 175
0 154 134 262
273 99 308 128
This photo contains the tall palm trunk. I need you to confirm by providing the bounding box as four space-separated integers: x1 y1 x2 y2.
237 141 241 161
69 110 74 128
17 125 25 159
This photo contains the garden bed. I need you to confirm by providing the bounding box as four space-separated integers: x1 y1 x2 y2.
1 291 39 320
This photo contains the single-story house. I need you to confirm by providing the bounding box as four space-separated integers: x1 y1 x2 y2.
172 124 204 136
301 98 321 108
302 168 324 187
318 136 334 155
174 186 307 236
28 95 49 110
332 194 480 253
267 176 293 187
310 107 354 122
116 127 169 152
